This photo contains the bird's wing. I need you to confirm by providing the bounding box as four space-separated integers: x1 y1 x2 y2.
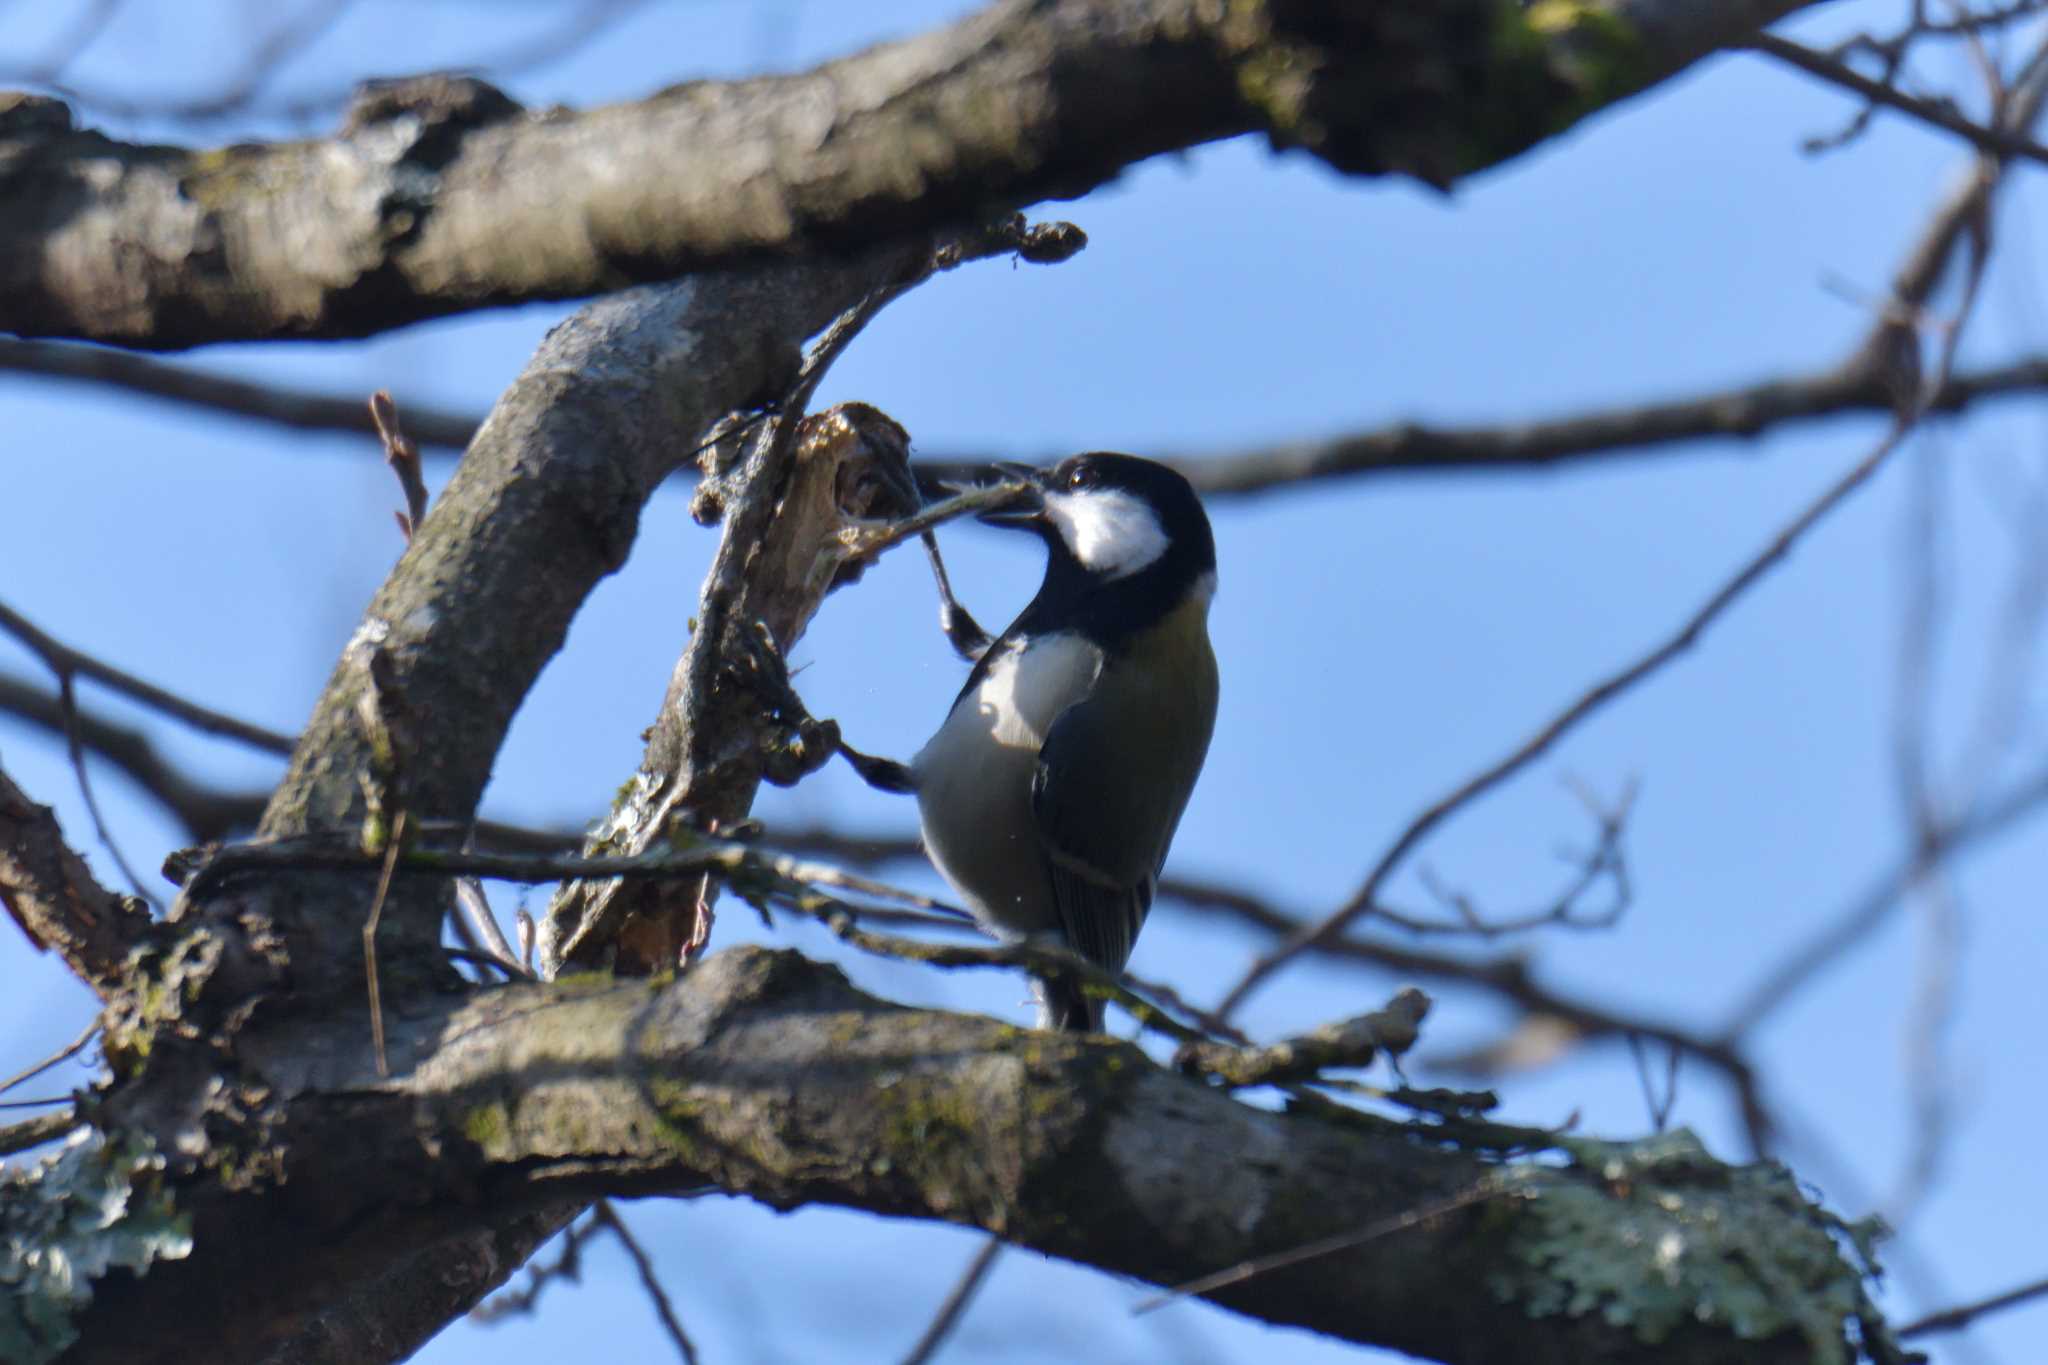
1030 695 1164 975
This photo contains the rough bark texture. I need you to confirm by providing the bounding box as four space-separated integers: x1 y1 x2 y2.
0 766 150 995
0 0 1819 349
536 402 923 975
1 4 1904 1361
245 245 924 999
72 947 1838 1365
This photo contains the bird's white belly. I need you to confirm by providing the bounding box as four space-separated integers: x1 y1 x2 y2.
913 633 1101 938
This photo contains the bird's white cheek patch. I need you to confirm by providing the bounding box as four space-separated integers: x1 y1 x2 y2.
1045 489 1169 579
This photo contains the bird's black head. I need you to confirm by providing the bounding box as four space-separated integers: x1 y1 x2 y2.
981 452 1216 642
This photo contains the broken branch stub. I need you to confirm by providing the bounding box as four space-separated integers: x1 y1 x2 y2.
541 403 920 975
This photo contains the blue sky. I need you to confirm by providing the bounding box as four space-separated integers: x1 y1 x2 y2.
4 2 2045 1361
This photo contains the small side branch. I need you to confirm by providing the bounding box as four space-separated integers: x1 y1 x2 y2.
0 763 151 995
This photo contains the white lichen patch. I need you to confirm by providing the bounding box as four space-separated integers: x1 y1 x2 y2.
1489 1129 1892 1363
0 1130 192 1365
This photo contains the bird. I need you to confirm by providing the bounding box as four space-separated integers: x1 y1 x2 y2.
906 452 1219 1032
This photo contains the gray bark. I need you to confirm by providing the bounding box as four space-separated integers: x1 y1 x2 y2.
0 0 1818 349
74 947 1849 1365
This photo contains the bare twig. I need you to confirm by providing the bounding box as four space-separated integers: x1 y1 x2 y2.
0 600 297 755
900 1236 1005 1365
175 833 964 913
1130 1179 1504 1315
0 339 481 449
454 877 527 978
362 810 407 1078
1750 31 2048 164
0 672 270 840
53 671 157 908
0 1019 100 1098
1170 874 1779 1152
1888 441 1967 1229
471 1196 704 1358
1626 1035 1682 1133
1212 59 2029 1021
1175 989 1429 1088
24 0 123 83
1898 1271 2048 1337
471 1208 605 1322
590 1201 699 1365
12 0 359 124
1214 407 1926 1018
1720 757 2048 1036
1402 778 1634 938
837 480 1038 562
12 0 660 128
28 343 2048 499
1721 48 2048 1039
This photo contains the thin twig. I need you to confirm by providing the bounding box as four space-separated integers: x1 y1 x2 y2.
54 671 157 908
1888 440 1963 1229
1130 1179 1504 1315
0 339 481 450
0 1019 100 1098
471 1208 604 1322
1215 406 1925 1018
362 810 407 1078
1751 32 2048 165
176 834 966 914
22 0 123 83
1625 1035 1681 1133
1720 758 2048 1037
454 876 528 977
1898 1270 2048 1336
0 671 270 840
591 1200 700 1365
900 1236 1004 1365
0 600 297 754
838 480 1037 563
23 336 2048 495
1218 67 2031 1021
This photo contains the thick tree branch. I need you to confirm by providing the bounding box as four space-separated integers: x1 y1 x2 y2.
70 947 1888 1365
0 0 1819 348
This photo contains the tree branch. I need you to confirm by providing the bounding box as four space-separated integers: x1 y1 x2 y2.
0 762 150 995
1749 31 2048 164
244 241 936 998
28 336 2048 502
0 0 1820 348
0 601 296 755
67 946 1891 1365
0 672 270 842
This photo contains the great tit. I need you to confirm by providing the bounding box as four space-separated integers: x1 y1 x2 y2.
911 452 1219 1032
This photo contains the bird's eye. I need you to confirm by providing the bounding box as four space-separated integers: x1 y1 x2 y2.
1066 464 1093 490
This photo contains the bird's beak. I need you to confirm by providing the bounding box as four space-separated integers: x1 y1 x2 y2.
976 462 1047 529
